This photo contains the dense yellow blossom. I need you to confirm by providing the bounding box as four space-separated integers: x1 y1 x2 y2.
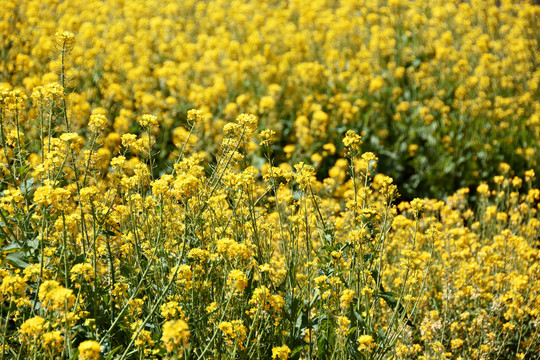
162 319 190 354
0 1 539 359
272 345 291 360
78 340 102 360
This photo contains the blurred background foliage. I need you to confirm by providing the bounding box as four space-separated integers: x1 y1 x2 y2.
1 0 539 200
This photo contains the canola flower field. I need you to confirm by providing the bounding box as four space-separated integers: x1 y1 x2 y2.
0 0 539 359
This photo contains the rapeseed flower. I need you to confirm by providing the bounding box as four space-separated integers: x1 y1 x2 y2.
78 340 101 360
271 345 291 360
162 319 190 353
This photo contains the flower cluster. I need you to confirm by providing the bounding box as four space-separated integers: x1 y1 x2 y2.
0 1 538 359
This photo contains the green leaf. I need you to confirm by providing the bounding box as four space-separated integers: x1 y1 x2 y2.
100 230 116 237
378 292 415 327
19 178 34 195
291 345 304 358
317 333 327 358
3 252 30 269
378 325 385 341
295 310 303 331
378 292 397 308
370 269 381 286
353 310 366 329
27 237 39 250
363 253 373 263
1 242 21 253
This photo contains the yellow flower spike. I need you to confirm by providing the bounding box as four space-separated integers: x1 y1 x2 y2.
336 316 351 337
294 162 316 191
283 144 295 159
19 316 46 343
342 129 362 150
31 83 64 106
322 142 336 155
524 169 535 182
408 143 419 157
498 162 511 174
70 263 94 286
3 88 28 113
259 96 276 113
55 31 75 51
340 289 355 309
369 76 385 93
410 198 426 214
235 113 258 134
227 269 248 292
78 340 102 360
260 129 276 147
1 1 538 358
138 114 158 128
476 183 490 197
88 114 108 133
358 334 375 351
450 338 464 350
162 319 190 354
42 330 64 353
271 345 291 360
121 133 137 149
0 274 27 299
218 320 247 350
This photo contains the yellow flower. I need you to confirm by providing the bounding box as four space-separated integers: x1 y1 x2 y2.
172 125 199 149
294 162 316 190
451 338 464 350
476 183 490 197
235 113 258 134
170 265 193 289
160 301 185 320
259 96 276 112
70 262 94 285
78 340 102 360
272 345 291 360
358 334 375 351
55 31 75 50
498 162 511 174
260 129 276 146
39 281 75 312
524 169 535 182
410 198 426 214
88 114 108 132
218 320 247 350
121 133 137 149
206 302 218 313
340 289 355 309
336 316 351 336
218 321 233 337
396 101 410 113
248 286 284 316
42 330 64 352
0 275 27 299
323 143 336 155
110 155 126 171
369 76 385 93
227 269 248 292
187 109 206 123
408 143 419 156
132 326 154 348
162 319 190 353
343 130 362 150
283 144 295 159
19 316 46 342
31 83 64 106
138 114 158 128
